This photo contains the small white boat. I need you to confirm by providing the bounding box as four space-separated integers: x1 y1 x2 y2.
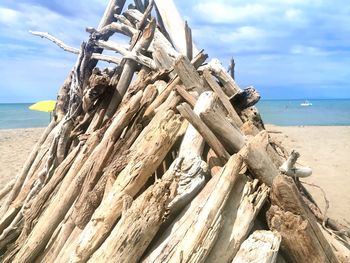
300 100 312 106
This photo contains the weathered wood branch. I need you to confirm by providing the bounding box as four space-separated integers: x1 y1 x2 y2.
96 40 157 69
200 103 246 154
230 86 261 112
166 91 216 213
30 31 127 66
0 179 14 201
200 58 241 97
231 230 281 263
240 106 265 130
137 0 154 30
174 55 207 97
279 150 312 178
267 174 339 263
154 0 199 56
104 18 156 121
202 69 243 127
207 179 270 262
92 21 137 37
185 21 193 60
177 101 231 161
175 85 197 107
97 0 126 31
88 177 175 263
240 131 279 186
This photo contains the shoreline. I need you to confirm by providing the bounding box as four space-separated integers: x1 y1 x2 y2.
1 126 349 223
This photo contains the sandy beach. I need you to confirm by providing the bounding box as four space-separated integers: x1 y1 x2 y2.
0 126 349 223
266 125 350 223
0 128 44 188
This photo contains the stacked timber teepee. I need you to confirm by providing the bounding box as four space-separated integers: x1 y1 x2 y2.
0 0 349 262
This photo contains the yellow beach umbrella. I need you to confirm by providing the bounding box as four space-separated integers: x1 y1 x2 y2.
29 100 56 112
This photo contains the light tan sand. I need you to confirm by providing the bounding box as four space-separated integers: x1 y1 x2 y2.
0 126 349 223
0 128 44 188
267 125 350 223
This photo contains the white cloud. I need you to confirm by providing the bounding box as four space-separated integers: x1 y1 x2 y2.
0 7 19 25
195 2 269 23
284 8 308 26
290 45 325 55
221 26 264 42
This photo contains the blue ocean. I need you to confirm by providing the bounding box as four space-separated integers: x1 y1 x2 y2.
257 99 350 126
0 103 50 129
0 99 350 129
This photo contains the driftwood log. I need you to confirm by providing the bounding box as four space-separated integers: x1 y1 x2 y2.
0 0 348 262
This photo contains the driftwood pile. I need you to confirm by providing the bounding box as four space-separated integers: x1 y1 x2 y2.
0 0 349 262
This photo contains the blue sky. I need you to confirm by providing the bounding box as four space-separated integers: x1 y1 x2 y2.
0 0 349 102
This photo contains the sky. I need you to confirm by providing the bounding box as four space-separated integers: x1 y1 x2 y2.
0 0 349 102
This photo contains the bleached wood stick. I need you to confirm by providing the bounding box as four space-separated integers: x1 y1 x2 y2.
174 55 207 97
0 179 15 201
137 0 154 30
96 40 157 69
231 230 281 263
177 102 231 161
200 105 246 154
240 131 279 186
123 8 179 60
167 91 217 213
200 58 241 97
202 69 243 127
175 85 196 107
104 18 156 121
114 14 134 28
30 31 80 53
154 0 199 56
207 179 270 262
30 30 161 68
279 150 312 178
97 0 126 30
185 21 193 60
94 21 137 37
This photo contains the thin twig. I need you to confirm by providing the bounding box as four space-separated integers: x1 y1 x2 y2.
30 31 122 65
137 0 154 30
30 31 80 54
300 180 329 226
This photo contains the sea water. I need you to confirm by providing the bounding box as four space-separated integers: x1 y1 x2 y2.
0 103 50 129
0 100 350 129
257 99 350 126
